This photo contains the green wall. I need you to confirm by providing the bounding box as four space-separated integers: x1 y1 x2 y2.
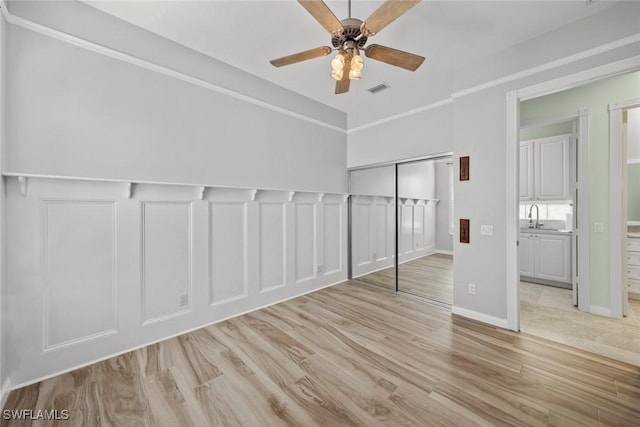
521 70 640 309
629 164 640 221
520 121 573 140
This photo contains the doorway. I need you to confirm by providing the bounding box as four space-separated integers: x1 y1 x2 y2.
509 69 640 365
348 154 454 306
610 101 640 318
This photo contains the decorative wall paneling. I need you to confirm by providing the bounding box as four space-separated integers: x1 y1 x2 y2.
351 195 438 279
5 177 347 387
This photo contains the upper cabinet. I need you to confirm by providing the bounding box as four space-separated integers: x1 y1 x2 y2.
520 135 571 201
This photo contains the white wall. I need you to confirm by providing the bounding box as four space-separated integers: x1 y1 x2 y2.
452 2 640 323
435 161 453 252
347 102 453 168
1 2 350 389
349 166 394 197
398 160 435 200
6 178 347 386
6 24 347 193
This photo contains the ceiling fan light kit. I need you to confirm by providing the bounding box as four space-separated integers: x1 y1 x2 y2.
270 0 425 94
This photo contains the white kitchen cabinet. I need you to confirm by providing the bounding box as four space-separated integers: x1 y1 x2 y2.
628 236 640 293
520 135 570 201
519 233 535 276
519 142 534 201
536 234 572 283
519 232 572 284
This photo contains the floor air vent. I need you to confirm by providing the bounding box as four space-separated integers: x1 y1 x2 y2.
368 83 389 94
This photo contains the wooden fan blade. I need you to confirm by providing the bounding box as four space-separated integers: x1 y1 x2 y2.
362 0 421 36
335 58 351 94
298 0 344 34
270 47 332 67
365 44 425 71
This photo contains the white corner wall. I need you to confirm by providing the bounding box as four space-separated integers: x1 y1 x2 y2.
347 101 453 168
6 24 347 193
2 3 349 388
435 161 453 252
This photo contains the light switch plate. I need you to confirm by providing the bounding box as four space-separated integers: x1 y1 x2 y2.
594 222 604 233
480 225 493 236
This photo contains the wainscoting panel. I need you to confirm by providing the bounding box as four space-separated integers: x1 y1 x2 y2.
352 196 437 279
141 202 192 324
401 204 414 255
258 203 287 292
5 177 348 387
356 200 372 266
43 200 117 349
209 202 248 305
414 204 425 251
374 201 389 262
295 203 316 283
323 203 342 275
425 202 437 253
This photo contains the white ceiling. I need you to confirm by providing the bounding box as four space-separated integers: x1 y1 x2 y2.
85 1 616 128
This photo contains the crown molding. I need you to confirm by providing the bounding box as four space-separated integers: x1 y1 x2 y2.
0 1 347 134
347 98 453 134
2 1 638 136
452 33 640 100
350 32 640 133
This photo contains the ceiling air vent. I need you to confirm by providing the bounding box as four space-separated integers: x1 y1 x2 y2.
368 83 390 94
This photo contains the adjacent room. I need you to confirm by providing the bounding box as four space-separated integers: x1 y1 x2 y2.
1 0 639 425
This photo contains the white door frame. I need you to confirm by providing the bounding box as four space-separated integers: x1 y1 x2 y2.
505 56 640 331
609 98 640 319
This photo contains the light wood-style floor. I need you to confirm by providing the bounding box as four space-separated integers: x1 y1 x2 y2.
4 281 640 426
358 254 453 304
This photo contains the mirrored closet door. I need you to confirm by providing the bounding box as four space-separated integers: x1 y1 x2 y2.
349 165 396 290
397 158 454 304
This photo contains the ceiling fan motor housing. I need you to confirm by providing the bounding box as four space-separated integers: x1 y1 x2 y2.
332 18 368 50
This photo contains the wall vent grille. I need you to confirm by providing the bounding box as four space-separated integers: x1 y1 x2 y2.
368 83 389 94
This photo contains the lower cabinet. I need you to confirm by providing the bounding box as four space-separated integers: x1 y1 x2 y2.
520 232 572 284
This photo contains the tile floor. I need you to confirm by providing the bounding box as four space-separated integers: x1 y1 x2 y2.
520 281 640 366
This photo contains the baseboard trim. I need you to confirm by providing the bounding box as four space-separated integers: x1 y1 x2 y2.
0 378 12 410
435 249 453 256
451 306 509 329
10 279 345 390
590 304 612 318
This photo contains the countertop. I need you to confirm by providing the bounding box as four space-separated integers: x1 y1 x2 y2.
520 228 573 235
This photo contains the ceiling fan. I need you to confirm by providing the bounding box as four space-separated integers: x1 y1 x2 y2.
270 0 425 94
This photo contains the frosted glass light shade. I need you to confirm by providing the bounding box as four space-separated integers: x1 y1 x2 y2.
351 54 364 71
331 68 344 81
331 53 345 70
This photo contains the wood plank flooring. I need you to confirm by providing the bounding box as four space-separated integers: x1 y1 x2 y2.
358 254 453 304
4 281 640 426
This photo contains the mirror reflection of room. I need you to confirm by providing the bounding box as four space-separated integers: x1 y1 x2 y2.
396 159 453 304
349 166 396 290
349 157 454 305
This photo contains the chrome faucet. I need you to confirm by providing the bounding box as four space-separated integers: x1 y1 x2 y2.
528 204 540 229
